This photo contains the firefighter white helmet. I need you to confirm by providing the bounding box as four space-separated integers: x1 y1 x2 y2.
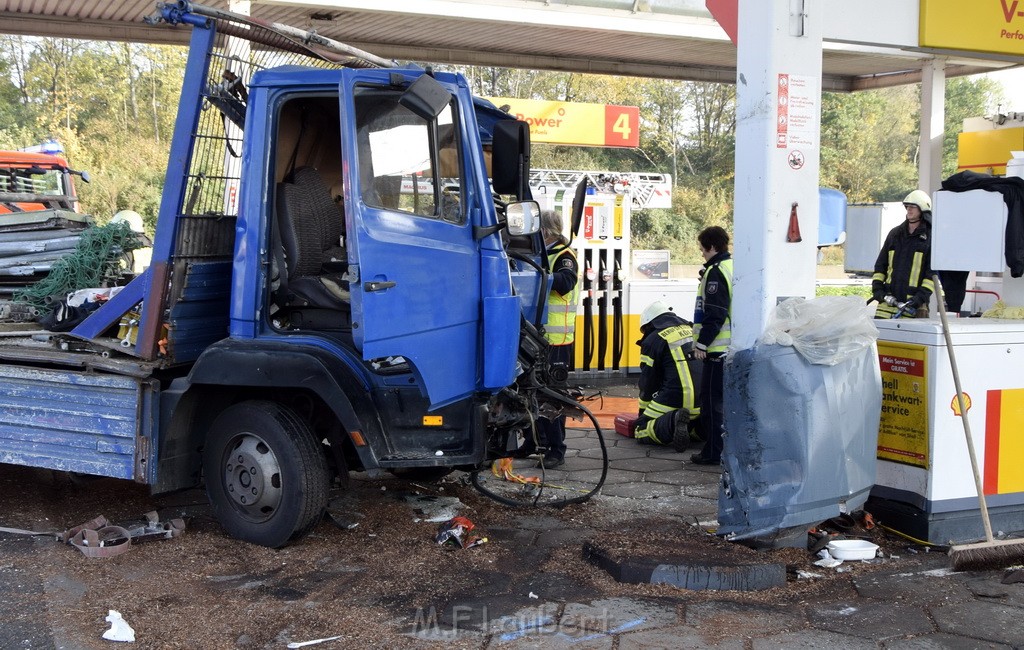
640 300 672 328
902 190 931 213
111 210 145 233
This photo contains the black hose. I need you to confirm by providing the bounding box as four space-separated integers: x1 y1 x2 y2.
471 391 609 507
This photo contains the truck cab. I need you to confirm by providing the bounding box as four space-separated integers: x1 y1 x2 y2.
0 5 561 548
0 149 88 214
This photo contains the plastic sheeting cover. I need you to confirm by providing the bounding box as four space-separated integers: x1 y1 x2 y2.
717 343 882 548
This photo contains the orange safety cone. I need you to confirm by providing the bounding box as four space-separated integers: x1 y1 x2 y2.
787 202 802 242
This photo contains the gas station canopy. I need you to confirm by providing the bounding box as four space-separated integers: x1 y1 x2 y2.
0 0 1019 91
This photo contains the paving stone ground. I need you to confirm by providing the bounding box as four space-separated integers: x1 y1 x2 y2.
2 378 1023 648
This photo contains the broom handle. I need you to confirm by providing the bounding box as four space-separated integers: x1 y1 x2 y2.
933 274 995 544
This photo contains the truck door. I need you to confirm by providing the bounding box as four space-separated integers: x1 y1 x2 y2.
341 71 485 409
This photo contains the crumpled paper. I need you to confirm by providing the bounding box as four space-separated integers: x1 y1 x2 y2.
102 610 135 643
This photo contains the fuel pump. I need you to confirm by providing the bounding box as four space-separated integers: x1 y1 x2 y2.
532 169 671 377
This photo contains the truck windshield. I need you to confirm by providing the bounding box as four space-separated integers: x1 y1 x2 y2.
354 85 463 224
0 166 68 196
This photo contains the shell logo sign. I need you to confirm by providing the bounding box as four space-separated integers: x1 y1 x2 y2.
485 97 640 148
920 0 1024 56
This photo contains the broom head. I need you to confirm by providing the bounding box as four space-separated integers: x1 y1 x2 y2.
949 537 1024 571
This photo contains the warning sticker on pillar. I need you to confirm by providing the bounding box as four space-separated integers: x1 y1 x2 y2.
776 73 818 150
877 342 930 469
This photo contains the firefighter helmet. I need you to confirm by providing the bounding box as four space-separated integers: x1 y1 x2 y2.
640 300 672 328
902 190 932 213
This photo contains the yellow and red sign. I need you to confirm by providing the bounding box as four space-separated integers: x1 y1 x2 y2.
920 0 1024 56
485 97 639 148
877 342 930 468
984 388 1024 495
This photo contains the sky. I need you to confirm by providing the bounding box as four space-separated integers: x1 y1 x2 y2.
981 67 1024 113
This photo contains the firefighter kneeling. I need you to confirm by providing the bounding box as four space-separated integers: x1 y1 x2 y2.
634 301 702 451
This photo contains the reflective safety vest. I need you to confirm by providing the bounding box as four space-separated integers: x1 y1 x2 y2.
694 258 733 354
636 323 700 444
545 244 580 345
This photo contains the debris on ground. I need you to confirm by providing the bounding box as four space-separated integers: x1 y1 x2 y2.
402 494 464 523
101 610 135 643
434 516 487 549
286 634 344 648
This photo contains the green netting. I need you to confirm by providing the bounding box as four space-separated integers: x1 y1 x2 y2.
14 221 144 311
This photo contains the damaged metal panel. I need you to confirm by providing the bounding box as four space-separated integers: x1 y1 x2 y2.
0 365 154 480
718 344 882 547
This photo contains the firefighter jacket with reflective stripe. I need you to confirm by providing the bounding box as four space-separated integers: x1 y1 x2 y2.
694 253 733 355
545 243 580 345
637 312 700 444
872 219 934 319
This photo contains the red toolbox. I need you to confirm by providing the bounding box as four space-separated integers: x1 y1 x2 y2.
614 413 639 438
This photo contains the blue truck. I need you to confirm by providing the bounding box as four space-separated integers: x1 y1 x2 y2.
0 2 576 547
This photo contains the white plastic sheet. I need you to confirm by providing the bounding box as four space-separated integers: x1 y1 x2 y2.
760 296 878 366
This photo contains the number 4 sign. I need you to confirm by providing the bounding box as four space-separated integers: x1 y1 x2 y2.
604 105 639 148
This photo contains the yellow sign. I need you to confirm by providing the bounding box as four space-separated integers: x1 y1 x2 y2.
920 0 1024 56
484 97 639 148
877 341 930 468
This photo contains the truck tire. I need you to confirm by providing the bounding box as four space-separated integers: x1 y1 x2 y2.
203 401 329 548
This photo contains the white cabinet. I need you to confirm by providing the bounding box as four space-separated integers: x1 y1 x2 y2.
932 189 1007 272
844 202 905 273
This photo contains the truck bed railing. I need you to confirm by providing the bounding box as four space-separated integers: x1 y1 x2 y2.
72 1 388 363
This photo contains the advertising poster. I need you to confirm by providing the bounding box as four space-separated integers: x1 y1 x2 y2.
632 250 670 280
877 341 930 468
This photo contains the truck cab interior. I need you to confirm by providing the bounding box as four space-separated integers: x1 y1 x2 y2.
270 95 351 331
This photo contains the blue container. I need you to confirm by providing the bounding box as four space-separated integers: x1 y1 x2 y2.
818 187 847 247
718 343 881 547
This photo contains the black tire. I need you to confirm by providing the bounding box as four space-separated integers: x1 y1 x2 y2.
203 401 329 548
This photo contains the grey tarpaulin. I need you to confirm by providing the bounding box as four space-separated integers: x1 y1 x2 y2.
717 343 882 548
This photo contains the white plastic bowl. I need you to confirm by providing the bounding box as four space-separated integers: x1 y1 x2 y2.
827 539 879 560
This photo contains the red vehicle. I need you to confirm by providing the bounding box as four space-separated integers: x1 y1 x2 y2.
0 150 90 214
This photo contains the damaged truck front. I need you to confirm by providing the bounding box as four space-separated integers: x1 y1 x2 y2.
0 2 569 548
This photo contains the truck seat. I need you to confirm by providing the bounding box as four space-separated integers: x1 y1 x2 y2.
275 166 349 314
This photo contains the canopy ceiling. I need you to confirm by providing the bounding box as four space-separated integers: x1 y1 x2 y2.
0 0 1018 91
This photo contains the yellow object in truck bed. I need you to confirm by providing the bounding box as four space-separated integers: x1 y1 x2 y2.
957 127 1024 175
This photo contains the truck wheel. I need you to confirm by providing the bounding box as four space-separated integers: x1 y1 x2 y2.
203 401 329 548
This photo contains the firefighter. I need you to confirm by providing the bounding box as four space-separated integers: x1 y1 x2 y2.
635 301 701 451
514 209 579 469
872 190 934 319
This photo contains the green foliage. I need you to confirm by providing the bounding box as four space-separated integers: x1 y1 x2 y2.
815 284 871 299
0 36 186 231
820 87 919 202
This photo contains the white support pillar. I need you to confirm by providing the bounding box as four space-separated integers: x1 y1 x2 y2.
919 58 946 196
731 0 823 350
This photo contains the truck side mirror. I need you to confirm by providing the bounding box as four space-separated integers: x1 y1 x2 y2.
399 74 451 120
491 120 530 198
506 200 541 236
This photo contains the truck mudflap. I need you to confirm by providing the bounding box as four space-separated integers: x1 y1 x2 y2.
0 365 156 481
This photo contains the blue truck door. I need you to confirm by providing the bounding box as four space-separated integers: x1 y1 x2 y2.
342 72 482 409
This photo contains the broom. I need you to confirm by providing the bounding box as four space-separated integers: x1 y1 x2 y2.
934 275 1024 570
